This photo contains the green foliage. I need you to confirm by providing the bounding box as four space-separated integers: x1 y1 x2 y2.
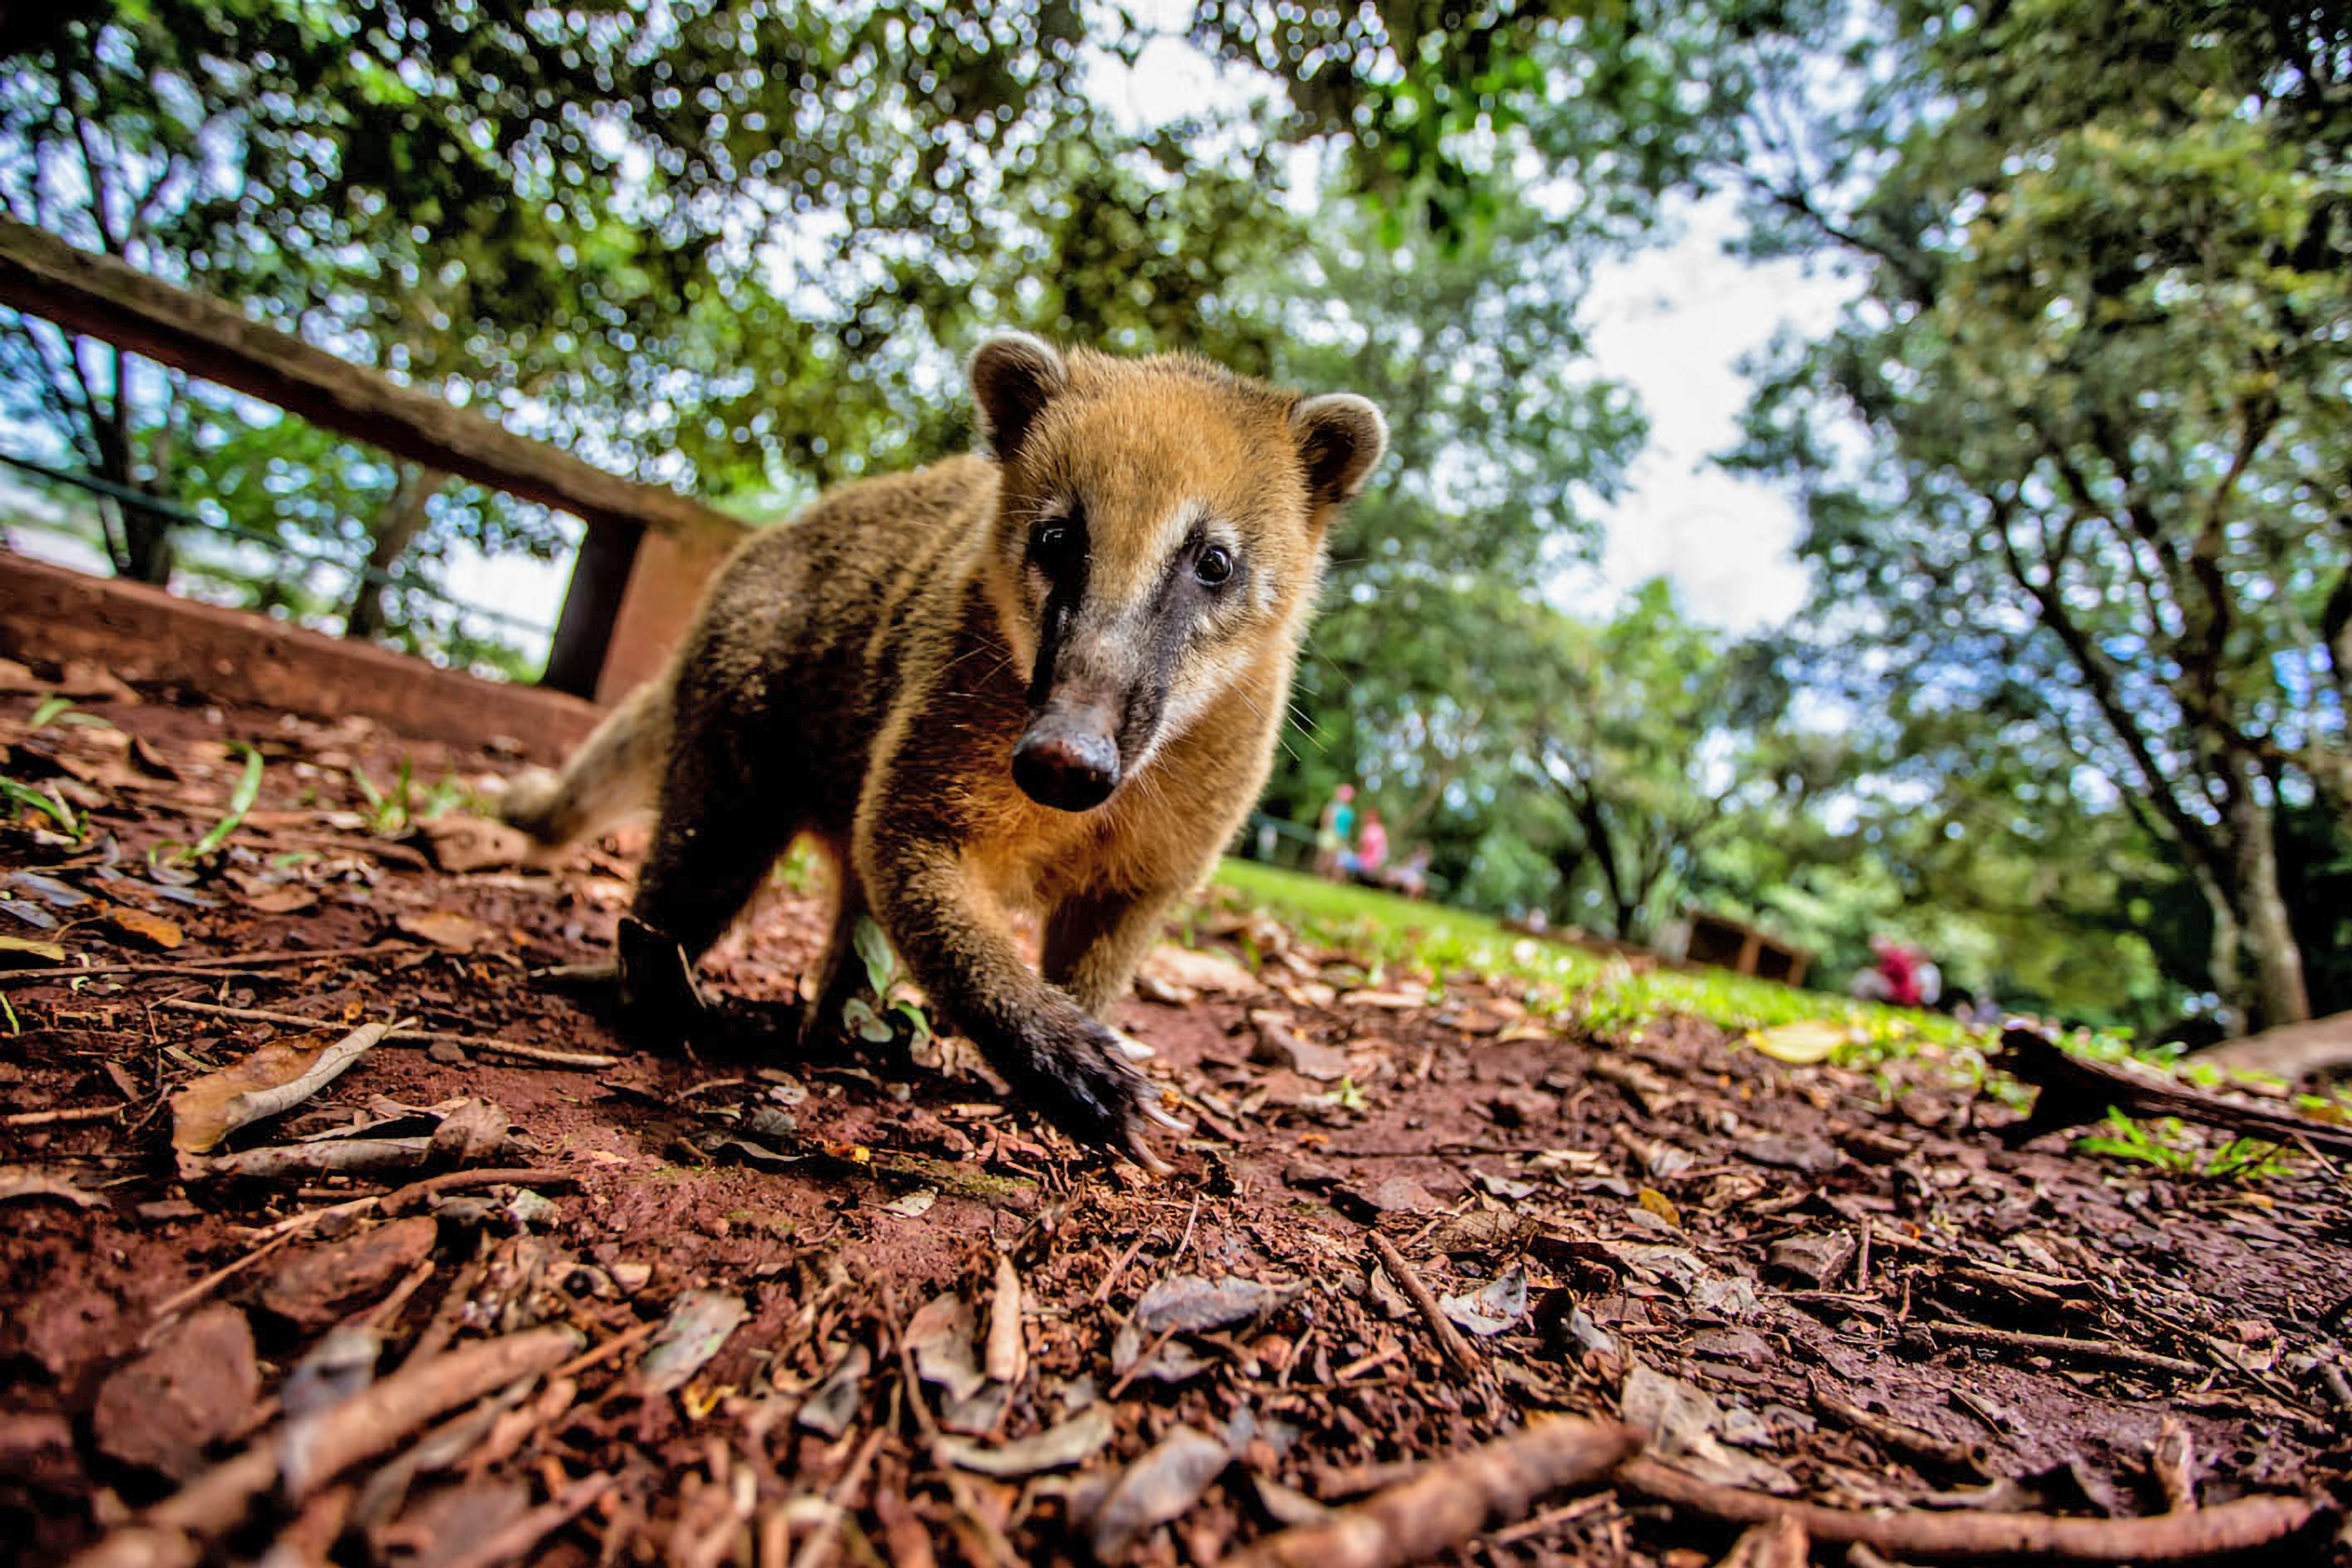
845 913 933 1047
350 757 471 838
151 741 262 865
2073 1110 2296 1184
1206 857 1971 1051
2 1 1306 652
0 776 80 838
1724 0 2352 1030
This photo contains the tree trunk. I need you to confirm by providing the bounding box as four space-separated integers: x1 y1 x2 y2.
2195 1009 2352 1084
2226 757 2311 1029
2194 866 2247 1037
344 463 449 641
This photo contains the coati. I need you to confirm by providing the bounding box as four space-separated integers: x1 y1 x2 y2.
502 333 1386 1167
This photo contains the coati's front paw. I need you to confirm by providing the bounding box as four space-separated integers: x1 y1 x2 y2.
1023 1020 1181 1175
615 915 708 1038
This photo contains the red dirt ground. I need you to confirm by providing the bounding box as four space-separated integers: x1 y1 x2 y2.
1 672 2347 1568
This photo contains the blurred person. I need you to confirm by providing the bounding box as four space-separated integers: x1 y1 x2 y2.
1313 782 1356 879
1850 934 1941 1008
1347 806 1389 880
1386 843 1432 898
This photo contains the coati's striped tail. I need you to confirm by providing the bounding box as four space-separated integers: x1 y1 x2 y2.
499 677 670 846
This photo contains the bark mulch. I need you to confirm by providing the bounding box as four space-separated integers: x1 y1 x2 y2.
1 670 2347 1568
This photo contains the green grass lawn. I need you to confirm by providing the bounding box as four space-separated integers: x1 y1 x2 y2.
1201 857 1975 1061
1198 861 2345 1177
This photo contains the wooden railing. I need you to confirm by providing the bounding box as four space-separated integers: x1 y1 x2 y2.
0 215 749 700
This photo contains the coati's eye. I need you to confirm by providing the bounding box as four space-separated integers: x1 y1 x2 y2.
1028 518 1078 571
1195 544 1234 587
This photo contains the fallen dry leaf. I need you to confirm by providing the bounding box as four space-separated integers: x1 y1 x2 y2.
394 908 496 951
638 1290 748 1395
0 932 68 966
1439 1263 1530 1337
884 1187 939 1218
1622 1362 1795 1494
1250 1010 1351 1082
0 1166 103 1208
97 903 184 950
260 1216 438 1329
170 1021 392 1155
242 886 320 915
936 1406 1114 1478
1086 1424 1232 1558
92 1304 260 1479
416 814 535 874
1140 943 1262 999
1748 1021 1848 1065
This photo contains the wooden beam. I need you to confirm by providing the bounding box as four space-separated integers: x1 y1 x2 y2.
0 216 747 555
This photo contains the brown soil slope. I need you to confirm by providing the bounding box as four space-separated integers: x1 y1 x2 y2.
1 677 2346 1567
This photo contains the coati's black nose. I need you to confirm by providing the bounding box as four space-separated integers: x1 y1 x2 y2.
1013 720 1121 812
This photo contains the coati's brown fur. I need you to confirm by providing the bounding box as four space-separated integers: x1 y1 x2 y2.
503 334 1386 1164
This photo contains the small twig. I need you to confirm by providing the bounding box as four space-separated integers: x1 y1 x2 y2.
1852 1214 1873 1292
2316 1361 2352 1417
881 1282 937 1442
1214 1415 1640 1568
143 1228 305 1338
1367 1231 1480 1379
1718 1516 1809 1568
1811 1386 1986 1473
1090 1232 1151 1305
1104 1327 1181 1401
0 1101 122 1127
1615 1455 2312 1561
554 1315 664 1383
985 1250 1024 1386
151 997 618 1068
1485 1491 1613 1547
440 1472 617 1568
0 940 418 986
1915 1319 2205 1379
2151 1418 2195 1513
1999 1023 2352 1157
1172 1192 1203 1268
74 1326 580 1563
790 1427 886 1568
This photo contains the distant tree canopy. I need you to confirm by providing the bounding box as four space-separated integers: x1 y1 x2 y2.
1727 0 2352 1029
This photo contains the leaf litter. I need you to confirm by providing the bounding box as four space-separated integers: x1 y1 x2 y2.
0 681 2346 1566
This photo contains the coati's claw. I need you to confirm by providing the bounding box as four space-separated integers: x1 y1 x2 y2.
615 914 707 1030
1141 1100 1190 1134
1123 1125 1177 1177
1109 1029 1156 1062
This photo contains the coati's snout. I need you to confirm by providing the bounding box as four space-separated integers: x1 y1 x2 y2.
1014 638 1156 812
1012 701 1122 811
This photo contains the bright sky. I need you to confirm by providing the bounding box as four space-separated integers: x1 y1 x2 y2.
1091 23 1857 636
1570 198 1855 630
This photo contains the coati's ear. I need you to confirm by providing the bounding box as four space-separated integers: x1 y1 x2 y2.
969 332 1069 462
1291 393 1389 508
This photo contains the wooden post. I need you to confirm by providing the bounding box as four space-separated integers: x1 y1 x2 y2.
0 216 748 697
541 520 645 698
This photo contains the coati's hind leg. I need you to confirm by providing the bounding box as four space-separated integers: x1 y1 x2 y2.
620 716 802 1037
